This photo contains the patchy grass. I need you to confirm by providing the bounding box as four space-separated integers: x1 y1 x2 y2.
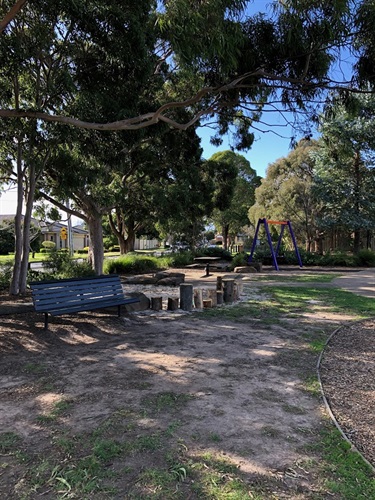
0 431 21 453
266 286 375 319
2 280 374 498
316 425 375 499
251 273 341 283
36 398 74 424
141 392 194 414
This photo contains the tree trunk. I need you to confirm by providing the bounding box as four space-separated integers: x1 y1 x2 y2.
353 230 361 255
108 211 136 254
124 223 136 253
222 223 229 250
88 214 104 275
353 150 361 255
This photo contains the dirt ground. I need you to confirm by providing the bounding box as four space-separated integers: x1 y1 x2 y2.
0 268 373 498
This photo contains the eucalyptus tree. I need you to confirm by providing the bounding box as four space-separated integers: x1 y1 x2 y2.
209 151 261 250
0 0 157 289
2 0 375 293
312 93 375 253
249 139 322 251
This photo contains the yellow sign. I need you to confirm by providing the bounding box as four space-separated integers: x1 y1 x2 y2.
60 227 67 240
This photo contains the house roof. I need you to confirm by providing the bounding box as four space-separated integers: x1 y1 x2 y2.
0 215 88 234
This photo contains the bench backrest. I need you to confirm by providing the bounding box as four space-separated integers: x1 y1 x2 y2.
30 274 125 312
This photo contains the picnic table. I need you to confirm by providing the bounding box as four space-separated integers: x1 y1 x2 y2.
193 257 224 276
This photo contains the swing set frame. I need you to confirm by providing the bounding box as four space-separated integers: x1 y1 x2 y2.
248 218 303 271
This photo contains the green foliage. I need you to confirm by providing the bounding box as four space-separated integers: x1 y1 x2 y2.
209 151 261 246
41 241 56 250
195 247 232 261
252 247 360 267
0 222 14 255
318 426 375 499
313 93 375 251
229 252 248 270
353 249 375 267
249 139 321 251
0 261 13 290
104 255 162 275
162 251 195 268
41 250 95 279
103 237 116 251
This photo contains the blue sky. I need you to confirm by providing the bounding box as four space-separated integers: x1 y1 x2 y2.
198 122 296 178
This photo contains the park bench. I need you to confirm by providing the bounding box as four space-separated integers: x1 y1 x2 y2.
30 274 140 329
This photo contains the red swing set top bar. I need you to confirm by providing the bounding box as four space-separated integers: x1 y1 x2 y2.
266 220 288 225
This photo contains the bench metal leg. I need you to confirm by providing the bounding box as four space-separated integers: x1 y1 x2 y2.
118 304 121 317
44 313 49 330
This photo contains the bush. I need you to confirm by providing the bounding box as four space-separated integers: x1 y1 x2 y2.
163 251 195 267
229 252 248 270
41 240 56 250
41 249 95 279
77 247 89 254
108 245 120 253
353 249 375 267
0 261 13 290
103 236 117 251
0 223 14 255
320 251 354 267
195 246 232 261
104 255 161 274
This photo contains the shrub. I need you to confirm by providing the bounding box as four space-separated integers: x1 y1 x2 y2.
353 249 375 267
163 251 195 267
77 248 89 254
104 255 161 274
41 240 56 250
41 249 95 279
108 245 120 253
195 246 232 261
229 252 248 270
320 251 354 267
0 223 14 255
103 236 117 250
0 261 13 290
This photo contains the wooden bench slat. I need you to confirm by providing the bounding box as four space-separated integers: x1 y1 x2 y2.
34 295 135 312
47 297 140 316
30 281 124 293
32 287 124 304
30 275 122 287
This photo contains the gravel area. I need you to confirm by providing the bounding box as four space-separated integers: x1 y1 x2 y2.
319 319 375 466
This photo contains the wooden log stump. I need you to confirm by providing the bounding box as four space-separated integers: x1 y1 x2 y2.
223 279 235 303
208 288 217 307
180 283 193 311
167 297 179 311
203 299 212 308
216 290 224 305
151 296 163 311
216 276 223 291
194 289 203 309
234 277 243 297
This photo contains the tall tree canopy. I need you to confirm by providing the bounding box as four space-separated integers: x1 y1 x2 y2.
2 0 375 292
209 151 260 249
312 92 375 253
249 139 322 251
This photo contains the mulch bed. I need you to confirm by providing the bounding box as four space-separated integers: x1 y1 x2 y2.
319 319 375 467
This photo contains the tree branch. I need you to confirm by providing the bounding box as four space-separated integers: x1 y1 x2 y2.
39 192 87 222
0 0 28 33
0 69 372 131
